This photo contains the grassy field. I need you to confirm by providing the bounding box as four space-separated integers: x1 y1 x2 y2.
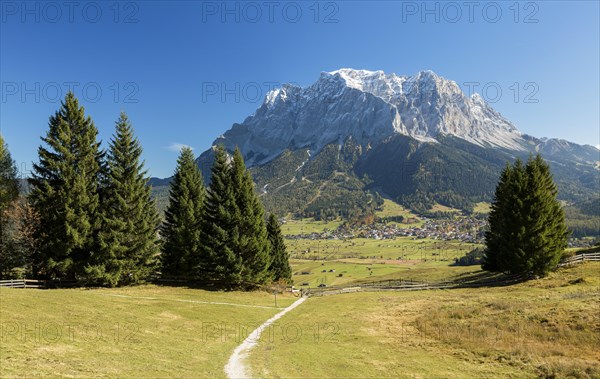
375 199 423 226
287 237 478 261
290 259 481 288
281 218 342 235
429 203 462 213
0 286 297 378
250 263 600 379
2 264 597 378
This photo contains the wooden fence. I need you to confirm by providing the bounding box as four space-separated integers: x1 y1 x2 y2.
1 253 597 292
558 252 600 267
0 279 47 289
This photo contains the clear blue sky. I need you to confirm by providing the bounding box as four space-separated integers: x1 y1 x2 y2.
1 1 598 178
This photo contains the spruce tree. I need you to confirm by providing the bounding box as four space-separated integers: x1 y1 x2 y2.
0 135 20 211
200 146 243 285
483 155 569 277
0 135 22 278
29 92 103 280
266 213 292 283
161 147 205 278
230 148 270 285
89 113 160 286
521 155 569 276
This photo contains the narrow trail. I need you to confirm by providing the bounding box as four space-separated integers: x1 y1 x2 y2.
224 296 307 379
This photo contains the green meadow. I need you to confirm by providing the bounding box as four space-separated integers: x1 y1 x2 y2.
2 262 597 378
250 263 600 379
290 259 481 288
280 218 342 235
287 237 477 261
0 286 296 378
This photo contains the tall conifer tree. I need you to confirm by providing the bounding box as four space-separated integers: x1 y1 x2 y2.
484 154 569 277
200 146 243 285
29 93 103 280
88 113 160 286
161 147 205 278
230 148 270 285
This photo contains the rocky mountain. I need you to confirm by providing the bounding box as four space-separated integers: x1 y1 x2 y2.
199 69 526 167
193 69 599 219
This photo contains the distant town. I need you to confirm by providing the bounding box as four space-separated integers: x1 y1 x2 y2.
285 216 596 248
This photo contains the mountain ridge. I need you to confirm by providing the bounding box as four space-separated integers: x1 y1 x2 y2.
199 68 532 170
188 68 598 219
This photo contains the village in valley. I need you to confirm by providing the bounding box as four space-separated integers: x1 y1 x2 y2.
285 216 488 243
285 214 596 250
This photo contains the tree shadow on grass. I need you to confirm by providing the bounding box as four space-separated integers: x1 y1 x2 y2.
447 270 528 288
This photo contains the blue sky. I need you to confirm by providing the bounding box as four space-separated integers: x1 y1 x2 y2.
1 1 598 178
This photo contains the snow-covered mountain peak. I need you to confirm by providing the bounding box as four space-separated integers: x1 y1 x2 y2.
327 68 390 83
210 68 529 167
322 68 467 105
